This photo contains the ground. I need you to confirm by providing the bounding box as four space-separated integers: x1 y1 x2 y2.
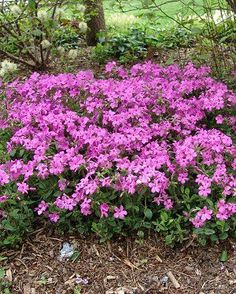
1 229 236 294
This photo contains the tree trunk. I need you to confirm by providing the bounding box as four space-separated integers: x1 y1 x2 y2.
84 0 106 46
226 0 236 13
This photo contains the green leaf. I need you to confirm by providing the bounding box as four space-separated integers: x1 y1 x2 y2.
165 235 173 245
10 149 16 157
3 222 15 232
219 232 228 240
210 234 218 242
185 187 190 196
28 0 36 10
137 230 144 238
191 27 202 34
198 237 207 246
19 149 25 157
70 251 80 263
32 29 43 37
0 268 5 279
144 208 153 220
204 228 215 235
160 211 168 222
220 250 228 262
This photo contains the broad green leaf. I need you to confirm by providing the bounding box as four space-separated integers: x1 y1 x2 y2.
28 0 36 10
220 250 228 262
0 268 5 279
144 208 153 220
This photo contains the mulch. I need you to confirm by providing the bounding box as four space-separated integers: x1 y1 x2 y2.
1 229 236 294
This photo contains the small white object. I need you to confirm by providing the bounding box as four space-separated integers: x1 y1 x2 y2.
59 242 74 260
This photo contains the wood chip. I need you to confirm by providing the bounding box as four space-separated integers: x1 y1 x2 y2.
156 255 163 263
104 275 117 284
23 284 31 294
167 271 180 289
106 275 117 281
6 268 12 282
123 259 138 269
93 244 100 257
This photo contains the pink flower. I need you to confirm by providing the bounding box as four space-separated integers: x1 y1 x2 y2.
114 205 127 219
191 206 213 228
0 169 9 186
80 198 92 216
0 195 8 203
54 194 76 211
164 198 173 210
178 172 188 184
49 213 60 223
100 203 109 218
105 61 116 72
216 115 224 124
58 179 67 191
216 199 236 221
35 201 48 215
17 182 30 194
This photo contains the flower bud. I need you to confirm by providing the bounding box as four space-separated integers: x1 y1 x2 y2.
57 46 65 55
41 40 51 49
68 49 78 59
0 60 18 77
79 22 88 33
10 4 22 16
38 10 49 22
77 4 86 13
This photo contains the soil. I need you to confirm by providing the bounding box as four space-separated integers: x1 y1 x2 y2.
1 229 236 294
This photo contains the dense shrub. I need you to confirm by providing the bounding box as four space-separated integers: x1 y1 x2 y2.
93 26 197 64
0 62 235 247
93 28 151 63
54 27 82 49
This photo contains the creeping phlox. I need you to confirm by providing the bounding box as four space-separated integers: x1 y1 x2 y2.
0 62 235 229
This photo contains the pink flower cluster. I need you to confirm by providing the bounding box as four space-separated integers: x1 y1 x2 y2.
191 206 213 228
0 62 235 227
216 199 236 221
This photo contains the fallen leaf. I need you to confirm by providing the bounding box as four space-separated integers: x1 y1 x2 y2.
6 268 12 282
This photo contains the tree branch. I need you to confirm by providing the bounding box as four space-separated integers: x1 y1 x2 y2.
0 48 36 68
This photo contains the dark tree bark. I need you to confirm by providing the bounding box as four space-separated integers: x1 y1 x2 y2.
226 0 236 13
84 0 106 46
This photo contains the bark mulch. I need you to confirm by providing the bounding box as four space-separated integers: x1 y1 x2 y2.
1 229 236 294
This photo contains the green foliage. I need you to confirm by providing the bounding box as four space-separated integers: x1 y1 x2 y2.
0 266 12 294
0 202 34 247
93 28 151 63
92 25 198 64
54 27 82 49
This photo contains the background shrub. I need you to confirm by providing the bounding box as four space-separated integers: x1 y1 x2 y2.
0 0 86 71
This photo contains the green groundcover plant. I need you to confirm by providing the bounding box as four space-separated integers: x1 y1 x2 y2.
0 62 235 247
